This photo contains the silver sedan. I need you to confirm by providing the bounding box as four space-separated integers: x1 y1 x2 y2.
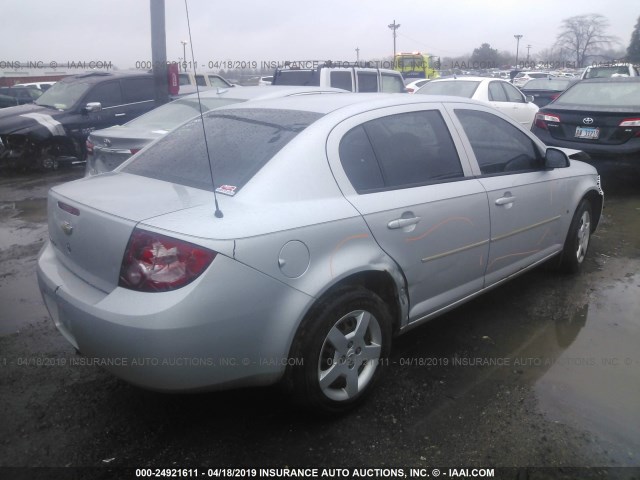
85 86 345 176
37 93 603 414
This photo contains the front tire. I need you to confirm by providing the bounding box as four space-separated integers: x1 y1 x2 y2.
289 287 392 414
559 199 592 273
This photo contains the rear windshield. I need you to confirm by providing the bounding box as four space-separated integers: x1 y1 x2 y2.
122 108 323 192
522 78 572 90
415 80 480 98
554 81 640 108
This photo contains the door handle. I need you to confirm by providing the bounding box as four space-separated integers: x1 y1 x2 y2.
495 196 516 206
387 217 421 229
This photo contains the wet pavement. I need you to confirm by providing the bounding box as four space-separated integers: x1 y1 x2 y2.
0 162 639 478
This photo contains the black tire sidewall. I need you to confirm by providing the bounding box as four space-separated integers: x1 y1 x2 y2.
290 287 392 414
560 199 592 273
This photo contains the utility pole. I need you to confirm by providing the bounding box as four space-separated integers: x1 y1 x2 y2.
150 0 169 105
514 34 523 68
356 47 360 64
526 44 532 64
181 40 188 71
388 20 400 59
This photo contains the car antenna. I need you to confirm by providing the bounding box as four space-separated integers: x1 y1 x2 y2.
184 0 223 218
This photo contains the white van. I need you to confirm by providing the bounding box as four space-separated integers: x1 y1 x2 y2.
272 63 406 93
178 72 236 88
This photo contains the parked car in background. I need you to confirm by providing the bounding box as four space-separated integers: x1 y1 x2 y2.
179 72 236 88
258 76 273 86
513 71 555 87
272 62 406 92
0 94 19 109
37 93 602 414
581 63 638 79
86 86 346 175
13 81 57 91
532 77 640 162
0 72 157 170
520 77 578 107
0 86 43 105
415 76 539 127
404 79 429 93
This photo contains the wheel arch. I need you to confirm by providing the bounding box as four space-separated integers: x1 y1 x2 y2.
285 266 407 374
314 269 405 335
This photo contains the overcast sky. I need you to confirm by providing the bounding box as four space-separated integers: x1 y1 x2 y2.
1 0 638 71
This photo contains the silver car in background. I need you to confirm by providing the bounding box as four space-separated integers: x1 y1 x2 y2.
38 94 603 414
85 86 345 176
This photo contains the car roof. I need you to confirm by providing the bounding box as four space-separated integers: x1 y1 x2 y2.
180 85 347 101
214 92 485 116
429 76 492 82
59 71 151 84
580 76 640 83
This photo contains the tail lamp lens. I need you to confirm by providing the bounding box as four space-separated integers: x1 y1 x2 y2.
619 118 640 127
119 228 216 292
535 112 560 129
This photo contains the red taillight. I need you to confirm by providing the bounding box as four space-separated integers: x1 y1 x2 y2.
534 112 560 129
618 118 640 137
119 229 216 292
619 118 640 127
86 139 94 155
549 94 560 101
130 148 141 155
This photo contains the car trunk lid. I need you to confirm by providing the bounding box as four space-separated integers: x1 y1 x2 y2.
88 127 161 174
47 172 216 293
543 107 640 145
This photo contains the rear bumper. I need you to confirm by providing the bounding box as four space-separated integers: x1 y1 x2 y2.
532 128 640 160
36 241 312 392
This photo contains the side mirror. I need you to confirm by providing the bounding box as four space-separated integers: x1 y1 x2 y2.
545 147 570 169
84 102 102 113
525 95 535 103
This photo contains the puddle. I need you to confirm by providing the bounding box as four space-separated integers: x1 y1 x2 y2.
535 261 640 462
0 199 48 250
0 262 48 335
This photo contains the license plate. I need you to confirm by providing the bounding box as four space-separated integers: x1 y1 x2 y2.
575 126 600 139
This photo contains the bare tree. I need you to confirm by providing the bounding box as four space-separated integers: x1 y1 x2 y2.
555 13 618 68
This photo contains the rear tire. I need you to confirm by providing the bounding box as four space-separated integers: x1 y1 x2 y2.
559 199 592 273
289 287 392 415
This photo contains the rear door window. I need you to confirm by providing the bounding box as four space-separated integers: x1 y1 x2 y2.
339 110 464 193
123 108 323 193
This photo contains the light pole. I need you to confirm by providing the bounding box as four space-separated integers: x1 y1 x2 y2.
514 34 523 68
388 20 400 60
356 47 360 64
180 40 188 71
